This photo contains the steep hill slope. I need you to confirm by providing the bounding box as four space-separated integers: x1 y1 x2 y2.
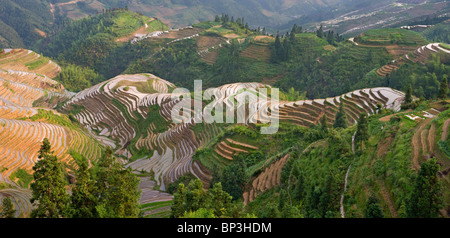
0 48 103 217
0 0 56 48
62 68 404 192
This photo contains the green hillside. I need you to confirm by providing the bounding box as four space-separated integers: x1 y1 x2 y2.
0 0 55 48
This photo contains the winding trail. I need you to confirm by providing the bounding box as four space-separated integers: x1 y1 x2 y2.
378 181 398 217
340 131 356 218
412 118 433 171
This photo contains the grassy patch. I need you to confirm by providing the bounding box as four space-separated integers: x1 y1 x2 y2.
27 109 78 130
440 43 450 51
25 57 48 70
10 169 33 189
193 21 221 29
140 200 173 210
357 28 427 46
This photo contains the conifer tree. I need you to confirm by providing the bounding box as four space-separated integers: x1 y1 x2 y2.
94 148 141 218
69 155 97 218
405 84 413 104
333 103 348 129
407 158 443 218
438 75 448 99
355 113 369 154
30 138 70 218
320 114 328 133
316 24 324 38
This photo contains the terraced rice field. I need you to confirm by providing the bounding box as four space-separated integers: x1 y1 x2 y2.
278 88 404 127
197 36 227 65
240 43 271 62
155 27 204 40
214 138 259 160
0 188 32 217
0 118 102 185
0 53 101 217
243 154 290 204
0 49 61 79
138 176 173 218
65 69 405 196
376 43 450 77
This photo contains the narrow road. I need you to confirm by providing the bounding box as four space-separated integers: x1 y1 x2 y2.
340 131 356 218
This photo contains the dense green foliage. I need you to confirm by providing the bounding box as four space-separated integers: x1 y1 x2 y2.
29 141 141 218
93 148 141 218
10 169 33 189
364 194 384 218
0 197 16 218
171 179 251 218
275 35 390 98
219 157 247 201
54 63 98 92
423 22 450 44
388 54 450 100
0 0 57 48
69 153 97 218
407 158 443 218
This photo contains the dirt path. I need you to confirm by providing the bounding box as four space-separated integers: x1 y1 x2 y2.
116 19 155 43
56 0 84 6
377 135 393 158
378 181 398 218
441 118 450 141
412 118 432 171
428 122 436 152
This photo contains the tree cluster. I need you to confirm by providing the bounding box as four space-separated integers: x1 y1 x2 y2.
30 139 141 218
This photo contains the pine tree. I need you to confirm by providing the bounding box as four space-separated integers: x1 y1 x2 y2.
320 114 328 133
291 24 298 34
333 103 348 129
364 194 384 218
272 34 283 63
405 84 413 104
402 84 414 109
316 24 324 38
0 197 16 218
438 75 448 99
94 148 141 218
30 138 70 218
407 158 443 218
69 154 97 218
355 113 369 154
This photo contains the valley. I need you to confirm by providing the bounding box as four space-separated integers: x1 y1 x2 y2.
0 4 450 219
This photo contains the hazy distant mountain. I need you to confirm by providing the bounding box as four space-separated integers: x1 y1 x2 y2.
49 0 390 29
